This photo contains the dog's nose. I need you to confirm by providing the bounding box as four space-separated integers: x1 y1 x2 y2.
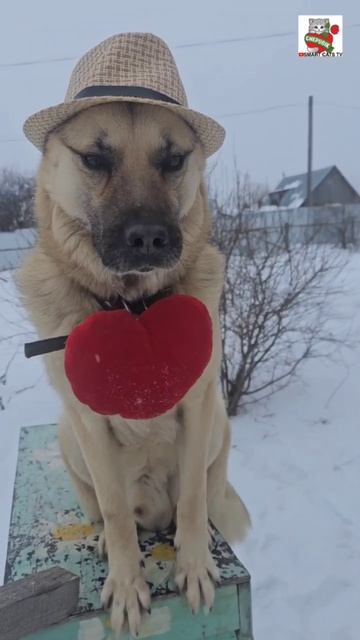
125 223 169 255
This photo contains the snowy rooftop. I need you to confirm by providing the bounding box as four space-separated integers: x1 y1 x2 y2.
270 166 336 208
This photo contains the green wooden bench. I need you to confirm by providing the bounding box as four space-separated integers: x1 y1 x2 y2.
2 425 253 639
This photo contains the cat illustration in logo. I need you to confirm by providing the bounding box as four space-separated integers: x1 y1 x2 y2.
306 18 333 53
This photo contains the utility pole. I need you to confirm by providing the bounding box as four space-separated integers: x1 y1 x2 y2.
306 95 313 206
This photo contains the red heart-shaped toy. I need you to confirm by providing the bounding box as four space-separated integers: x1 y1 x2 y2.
64 295 212 419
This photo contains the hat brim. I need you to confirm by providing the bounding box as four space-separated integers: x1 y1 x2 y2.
23 95 225 158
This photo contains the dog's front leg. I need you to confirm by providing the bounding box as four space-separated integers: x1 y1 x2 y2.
67 406 150 636
175 381 219 613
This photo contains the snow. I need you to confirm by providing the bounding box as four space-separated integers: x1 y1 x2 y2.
0 229 36 270
282 180 301 190
258 204 279 211
1 254 360 639
0 229 35 251
287 194 304 209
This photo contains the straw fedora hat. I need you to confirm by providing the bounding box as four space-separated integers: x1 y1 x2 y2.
24 32 225 158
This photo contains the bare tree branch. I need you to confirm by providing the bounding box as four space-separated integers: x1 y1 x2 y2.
211 172 349 416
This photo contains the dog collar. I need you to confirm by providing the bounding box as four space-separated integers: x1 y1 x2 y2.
92 287 173 314
24 287 173 358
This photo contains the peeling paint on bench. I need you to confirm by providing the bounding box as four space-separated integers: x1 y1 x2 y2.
4 425 253 639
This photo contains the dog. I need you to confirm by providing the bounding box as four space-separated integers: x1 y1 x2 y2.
17 34 250 638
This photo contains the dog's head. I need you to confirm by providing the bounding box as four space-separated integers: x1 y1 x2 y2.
42 102 206 275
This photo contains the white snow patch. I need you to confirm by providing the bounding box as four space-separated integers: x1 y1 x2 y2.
283 179 301 190
287 194 304 209
258 204 279 211
0 229 36 270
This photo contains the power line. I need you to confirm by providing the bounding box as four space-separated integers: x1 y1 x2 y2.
2 100 360 144
0 31 295 68
317 101 360 111
0 56 75 68
218 101 360 119
2 23 359 69
217 103 303 118
0 103 305 143
176 30 294 49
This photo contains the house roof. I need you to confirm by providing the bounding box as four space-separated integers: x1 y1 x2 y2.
270 165 336 208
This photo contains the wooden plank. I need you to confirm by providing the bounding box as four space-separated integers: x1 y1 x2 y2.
0 567 79 640
21 584 240 640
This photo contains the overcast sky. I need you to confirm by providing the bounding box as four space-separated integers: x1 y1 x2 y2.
1 0 359 192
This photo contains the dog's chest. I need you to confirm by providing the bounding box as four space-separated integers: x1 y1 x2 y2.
108 409 180 446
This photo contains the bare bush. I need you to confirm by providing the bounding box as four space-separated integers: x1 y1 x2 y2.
211 175 347 416
0 168 35 231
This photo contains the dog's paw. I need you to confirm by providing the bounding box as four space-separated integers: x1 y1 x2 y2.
101 565 151 637
174 531 219 613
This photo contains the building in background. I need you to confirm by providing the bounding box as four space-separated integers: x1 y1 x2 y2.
267 166 360 209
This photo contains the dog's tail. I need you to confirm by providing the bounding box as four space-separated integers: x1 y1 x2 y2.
209 481 251 544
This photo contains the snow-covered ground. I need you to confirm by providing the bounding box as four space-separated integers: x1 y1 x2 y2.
1 254 360 639
0 229 36 270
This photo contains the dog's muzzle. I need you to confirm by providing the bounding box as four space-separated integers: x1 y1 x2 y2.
93 210 182 273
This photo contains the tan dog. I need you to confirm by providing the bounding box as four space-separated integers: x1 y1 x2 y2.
17 101 250 636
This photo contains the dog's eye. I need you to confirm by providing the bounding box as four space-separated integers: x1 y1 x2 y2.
81 153 110 172
161 154 186 173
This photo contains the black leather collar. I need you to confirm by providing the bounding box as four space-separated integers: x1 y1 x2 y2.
24 287 173 358
93 287 173 315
